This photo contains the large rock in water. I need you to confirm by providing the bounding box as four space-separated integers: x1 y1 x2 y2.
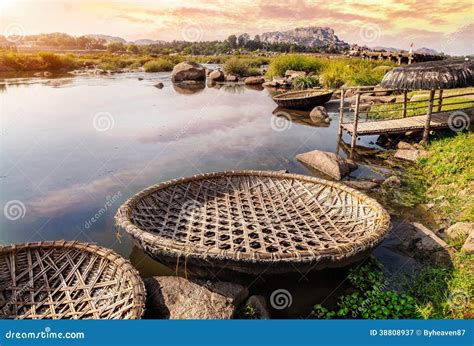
208 69 224 82
244 76 265 85
171 61 206 82
296 150 357 180
144 276 248 319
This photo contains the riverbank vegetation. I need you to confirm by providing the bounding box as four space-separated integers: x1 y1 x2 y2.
266 54 396 87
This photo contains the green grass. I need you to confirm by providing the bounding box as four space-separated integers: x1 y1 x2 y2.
401 132 474 225
266 55 396 88
266 54 324 78
403 253 473 319
370 94 474 120
222 56 266 77
292 75 320 90
143 58 174 72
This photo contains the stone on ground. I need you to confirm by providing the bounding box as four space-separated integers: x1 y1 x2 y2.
394 149 427 162
144 276 249 319
445 222 473 241
461 231 474 254
296 150 358 180
246 295 271 319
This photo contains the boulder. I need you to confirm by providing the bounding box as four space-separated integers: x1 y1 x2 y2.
225 74 239 82
461 231 474 254
361 95 397 104
445 222 473 241
285 70 306 79
397 141 415 150
309 106 328 122
382 175 401 187
171 61 206 83
296 150 358 180
244 76 265 85
144 276 248 319
390 222 453 266
394 149 428 162
208 70 225 82
246 295 271 319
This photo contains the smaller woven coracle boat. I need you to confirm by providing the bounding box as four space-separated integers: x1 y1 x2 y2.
116 171 390 278
272 89 334 110
0 241 145 319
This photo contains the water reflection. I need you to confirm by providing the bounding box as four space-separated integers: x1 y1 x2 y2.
172 81 205 94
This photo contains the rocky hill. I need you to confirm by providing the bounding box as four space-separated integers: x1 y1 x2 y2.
260 26 349 50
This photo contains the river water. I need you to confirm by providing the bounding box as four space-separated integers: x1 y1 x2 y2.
1 71 414 317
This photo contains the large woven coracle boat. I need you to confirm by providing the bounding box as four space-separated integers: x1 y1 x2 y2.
116 171 391 277
0 241 145 319
272 89 334 110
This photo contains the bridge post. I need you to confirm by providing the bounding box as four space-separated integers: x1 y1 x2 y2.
350 92 361 158
423 89 436 144
336 89 346 155
437 89 444 112
402 90 408 117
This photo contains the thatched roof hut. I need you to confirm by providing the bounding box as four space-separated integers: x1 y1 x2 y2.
381 59 474 90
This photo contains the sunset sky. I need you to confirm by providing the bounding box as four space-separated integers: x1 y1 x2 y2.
1 0 473 55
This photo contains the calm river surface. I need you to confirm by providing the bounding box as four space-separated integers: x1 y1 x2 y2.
1 70 400 317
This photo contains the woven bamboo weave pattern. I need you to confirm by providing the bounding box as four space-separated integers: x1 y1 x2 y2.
0 241 145 319
116 171 390 272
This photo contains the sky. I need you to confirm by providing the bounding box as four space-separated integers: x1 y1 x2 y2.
1 0 473 55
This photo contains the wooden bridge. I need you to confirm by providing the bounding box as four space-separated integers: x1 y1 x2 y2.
347 49 444 65
341 109 473 136
337 87 474 157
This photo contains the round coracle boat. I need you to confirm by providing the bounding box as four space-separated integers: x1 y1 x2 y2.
0 241 145 319
272 89 334 110
115 171 391 277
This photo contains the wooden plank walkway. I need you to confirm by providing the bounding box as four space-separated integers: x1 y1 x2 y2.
341 108 473 136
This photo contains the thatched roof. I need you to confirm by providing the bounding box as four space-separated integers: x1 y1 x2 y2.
380 59 474 90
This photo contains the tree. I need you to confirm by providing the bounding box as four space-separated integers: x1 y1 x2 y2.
226 35 237 49
127 44 139 54
237 33 250 47
107 42 125 53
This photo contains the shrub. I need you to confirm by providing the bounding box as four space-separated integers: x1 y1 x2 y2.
266 54 324 78
99 61 119 71
143 59 174 72
223 57 264 77
310 258 420 319
292 75 320 90
37 52 77 70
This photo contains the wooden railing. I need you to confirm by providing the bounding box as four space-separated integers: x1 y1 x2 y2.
337 86 474 157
